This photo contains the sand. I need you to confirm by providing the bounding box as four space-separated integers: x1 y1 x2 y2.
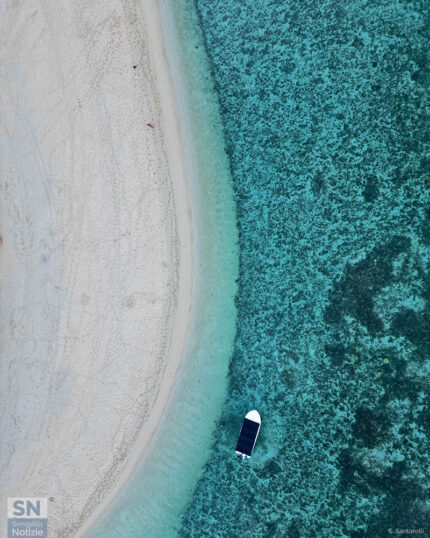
0 0 192 535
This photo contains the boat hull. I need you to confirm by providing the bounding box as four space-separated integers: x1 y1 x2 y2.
235 410 261 458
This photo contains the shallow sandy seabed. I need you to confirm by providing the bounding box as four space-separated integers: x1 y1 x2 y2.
0 0 191 535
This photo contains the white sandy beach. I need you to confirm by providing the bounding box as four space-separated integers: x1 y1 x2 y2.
0 0 192 536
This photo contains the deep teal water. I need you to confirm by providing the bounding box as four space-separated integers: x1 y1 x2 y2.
180 0 430 536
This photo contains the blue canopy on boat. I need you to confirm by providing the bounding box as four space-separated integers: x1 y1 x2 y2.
235 418 259 456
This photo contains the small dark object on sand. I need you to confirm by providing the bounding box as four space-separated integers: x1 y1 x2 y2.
147 123 154 128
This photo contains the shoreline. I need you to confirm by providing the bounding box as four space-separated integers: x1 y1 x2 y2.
85 0 239 535
75 0 194 534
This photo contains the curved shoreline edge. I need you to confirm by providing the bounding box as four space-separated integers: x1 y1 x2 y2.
81 0 239 536
74 0 195 535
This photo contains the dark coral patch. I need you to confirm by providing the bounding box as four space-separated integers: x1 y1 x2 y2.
324 342 347 366
339 452 426 501
325 236 410 334
392 309 430 352
351 407 391 448
416 404 430 436
379 357 424 403
286 521 301 538
363 175 380 203
357 461 428 533
311 173 324 196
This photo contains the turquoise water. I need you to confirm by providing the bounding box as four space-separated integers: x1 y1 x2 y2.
179 0 430 536
89 0 430 536
87 0 238 536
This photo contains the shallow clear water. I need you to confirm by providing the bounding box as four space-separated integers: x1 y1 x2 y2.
179 0 430 536
87 0 238 536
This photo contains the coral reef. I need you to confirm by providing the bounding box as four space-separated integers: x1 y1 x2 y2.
180 0 430 535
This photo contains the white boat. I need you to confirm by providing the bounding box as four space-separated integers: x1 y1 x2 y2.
235 410 261 459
